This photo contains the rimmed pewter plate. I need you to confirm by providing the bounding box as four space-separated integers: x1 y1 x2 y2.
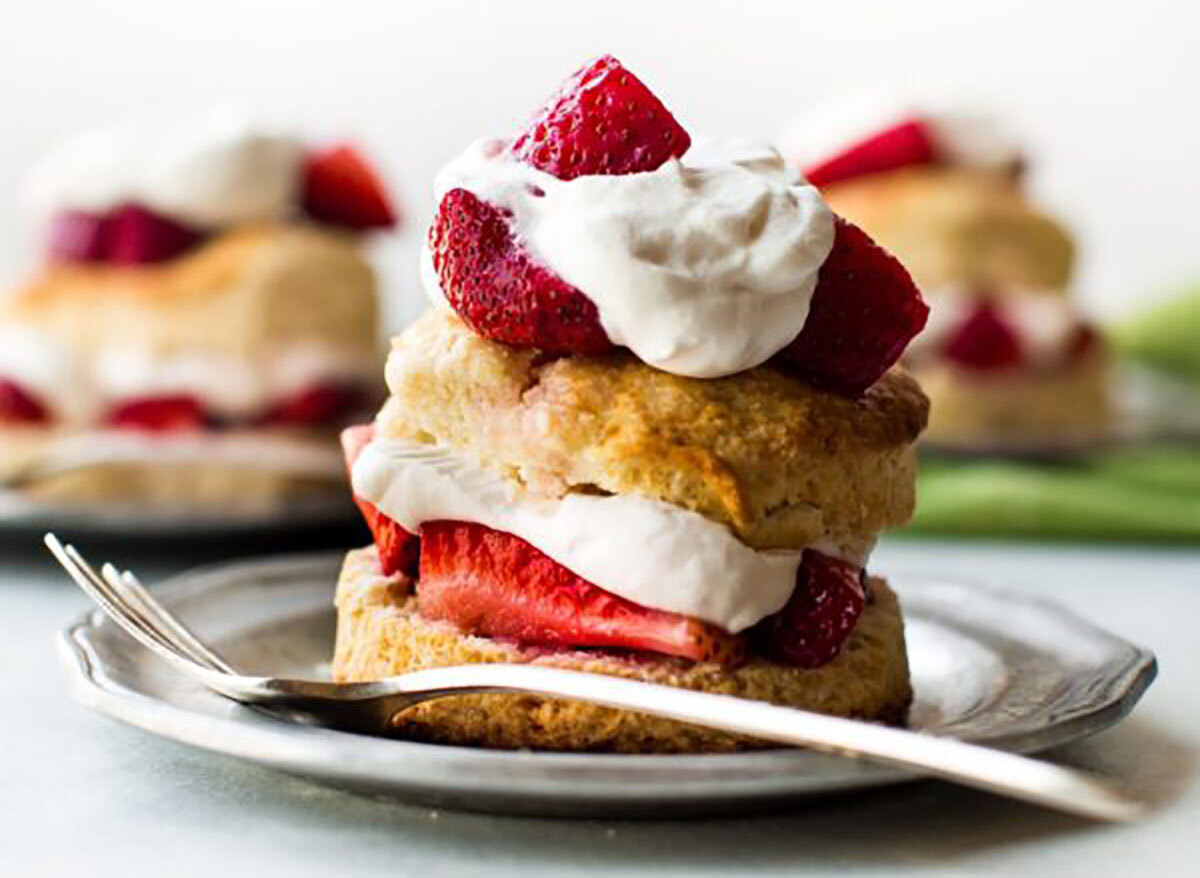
57 553 1156 818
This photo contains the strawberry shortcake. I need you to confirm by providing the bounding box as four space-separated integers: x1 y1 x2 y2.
0 111 398 507
333 57 929 752
786 99 1111 451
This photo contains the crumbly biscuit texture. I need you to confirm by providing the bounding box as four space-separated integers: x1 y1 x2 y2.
378 310 928 552
332 546 913 753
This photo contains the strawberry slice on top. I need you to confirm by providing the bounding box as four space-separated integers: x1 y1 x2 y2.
511 54 691 180
428 188 614 354
804 118 938 189
418 519 746 665
302 145 398 231
778 217 929 395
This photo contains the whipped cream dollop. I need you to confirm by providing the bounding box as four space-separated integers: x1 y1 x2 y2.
352 436 872 633
0 324 376 423
423 138 835 378
782 90 1022 173
24 108 304 227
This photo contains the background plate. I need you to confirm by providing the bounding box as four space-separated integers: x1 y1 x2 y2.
58 553 1156 818
0 491 359 540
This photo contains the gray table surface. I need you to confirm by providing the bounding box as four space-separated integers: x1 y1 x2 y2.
0 533 1195 877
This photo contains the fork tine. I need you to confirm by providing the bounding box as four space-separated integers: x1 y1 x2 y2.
45 534 194 670
101 563 235 674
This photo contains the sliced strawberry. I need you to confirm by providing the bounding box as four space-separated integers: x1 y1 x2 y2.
750 551 865 669
511 54 691 180
265 381 369 426
1064 323 1101 364
428 188 614 354
339 425 420 577
943 301 1023 371
301 145 397 231
47 211 112 263
777 217 929 395
106 204 203 264
108 395 207 431
804 119 938 189
418 520 746 664
0 380 51 424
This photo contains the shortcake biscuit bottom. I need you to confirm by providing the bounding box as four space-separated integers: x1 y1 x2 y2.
913 348 1111 451
332 546 913 753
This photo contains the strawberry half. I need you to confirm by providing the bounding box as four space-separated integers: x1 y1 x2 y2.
0 380 51 424
106 204 204 264
47 211 112 263
108 395 207 431
418 519 746 664
777 217 929 395
265 381 369 427
943 301 1023 371
750 551 866 669
428 188 614 354
804 118 938 188
511 55 691 180
340 425 420 577
302 145 397 231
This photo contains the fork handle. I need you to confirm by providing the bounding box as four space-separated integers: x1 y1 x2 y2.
346 663 1141 822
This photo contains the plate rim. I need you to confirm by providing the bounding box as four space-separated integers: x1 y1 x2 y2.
55 552 1159 813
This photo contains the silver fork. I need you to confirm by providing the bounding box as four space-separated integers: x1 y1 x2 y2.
46 533 1142 822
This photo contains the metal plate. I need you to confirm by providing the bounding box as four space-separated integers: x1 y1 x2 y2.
57 553 1156 818
0 490 357 539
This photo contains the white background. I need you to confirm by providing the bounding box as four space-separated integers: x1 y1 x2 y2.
1 0 1196 329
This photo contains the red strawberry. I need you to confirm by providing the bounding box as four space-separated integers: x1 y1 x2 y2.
301 145 397 231
106 204 203 264
943 301 1023 371
339 425 420 577
265 381 369 426
418 520 746 664
108 395 207 431
804 119 938 188
0 380 51 424
511 54 691 180
777 217 929 395
750 551 866 668
428 188 614 354
47 211 112 263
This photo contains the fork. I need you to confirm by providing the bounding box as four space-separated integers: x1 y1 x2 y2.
46 533 1142 822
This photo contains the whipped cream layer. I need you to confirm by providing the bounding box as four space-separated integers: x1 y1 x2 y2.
0 324 376 423
352 436 872 633
424 138 835 378
783 91 1021 173
24 108 304 228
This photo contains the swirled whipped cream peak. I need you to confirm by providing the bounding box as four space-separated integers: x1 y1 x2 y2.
24 108 397 266
425 136 835 378
781 89 1024 189
423 54 928 395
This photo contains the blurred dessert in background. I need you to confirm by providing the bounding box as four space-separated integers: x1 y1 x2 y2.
0 110 398 508
333 57 929 751
785 98 1111 451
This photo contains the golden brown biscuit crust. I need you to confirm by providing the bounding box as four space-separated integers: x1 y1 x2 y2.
378 310 928 551
3 223 379 359
332 546 912 753
824 167 1075 293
